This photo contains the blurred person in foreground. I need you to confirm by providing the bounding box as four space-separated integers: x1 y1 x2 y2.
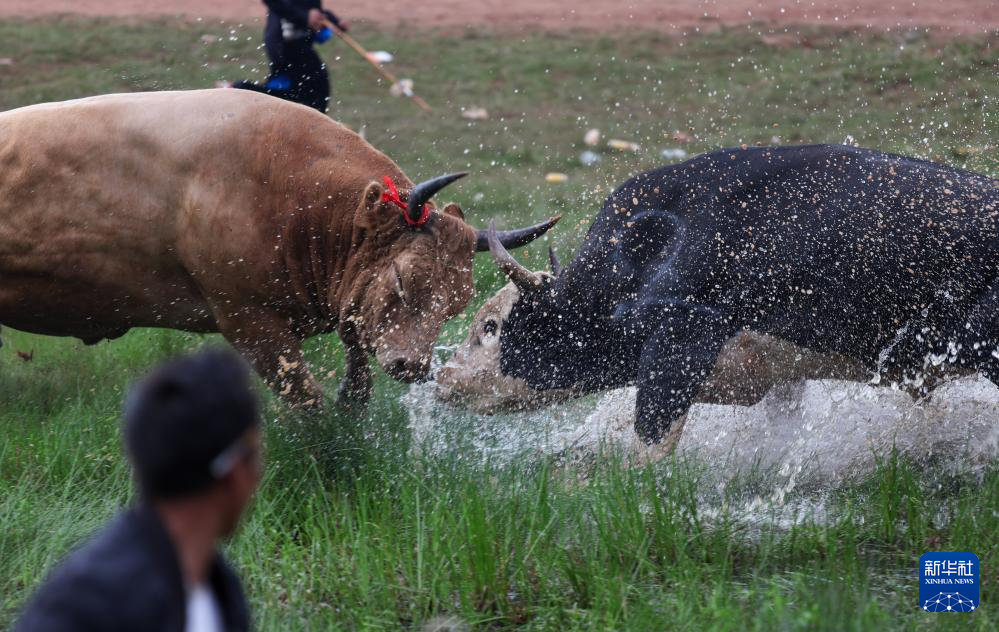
14 349 262 632
228 1 348 112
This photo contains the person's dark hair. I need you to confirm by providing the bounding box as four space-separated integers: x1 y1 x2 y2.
123 348 260 498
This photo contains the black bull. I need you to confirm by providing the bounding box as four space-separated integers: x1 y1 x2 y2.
493 144 999 443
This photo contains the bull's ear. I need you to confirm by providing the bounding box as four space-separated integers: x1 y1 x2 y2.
441 202 465 221
354 180 387 230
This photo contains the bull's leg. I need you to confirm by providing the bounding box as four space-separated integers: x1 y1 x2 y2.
336 340 372 409
634 305 734 447
961 279 999 386
215 314 323 408
979 354 999 387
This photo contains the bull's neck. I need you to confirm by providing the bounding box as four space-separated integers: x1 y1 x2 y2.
551 268 640 389
281 201 357 336
552 265 619 323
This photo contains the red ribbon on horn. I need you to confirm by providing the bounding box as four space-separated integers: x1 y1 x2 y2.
382 176 430 227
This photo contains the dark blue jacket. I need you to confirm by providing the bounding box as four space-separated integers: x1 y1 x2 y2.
264 1 343 34
264 0 321 29
14 506 250 632
261 1 341 72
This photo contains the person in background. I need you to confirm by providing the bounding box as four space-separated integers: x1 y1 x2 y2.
14 349 263 632
229 1 348 112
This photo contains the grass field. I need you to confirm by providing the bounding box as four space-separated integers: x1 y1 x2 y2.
1 17 998 630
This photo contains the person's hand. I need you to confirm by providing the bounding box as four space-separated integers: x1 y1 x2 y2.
307 8 325 31
322 10 347 31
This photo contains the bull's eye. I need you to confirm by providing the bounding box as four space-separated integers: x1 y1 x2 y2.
392 263 407 303
483 319 498 336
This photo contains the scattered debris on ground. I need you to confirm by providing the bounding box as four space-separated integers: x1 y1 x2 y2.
460 107 489 121
389 78 414 97
760 33 802 49
607 138 641 152
366 50 393 64
951 145 991 158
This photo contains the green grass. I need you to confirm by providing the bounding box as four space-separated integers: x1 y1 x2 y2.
1 17 998 630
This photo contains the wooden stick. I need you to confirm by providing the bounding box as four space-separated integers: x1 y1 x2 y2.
323 21 433 112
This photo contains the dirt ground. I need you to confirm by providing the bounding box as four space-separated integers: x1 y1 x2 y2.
3 0 997 34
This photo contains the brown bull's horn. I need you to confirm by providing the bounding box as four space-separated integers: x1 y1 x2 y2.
487 219 544 292
474 215 561 252
407 172 469 224
548 246 563 276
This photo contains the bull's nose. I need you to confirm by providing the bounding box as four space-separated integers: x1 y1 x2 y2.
385 356 430 383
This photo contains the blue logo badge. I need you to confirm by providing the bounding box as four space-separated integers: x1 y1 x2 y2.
919 552 979 612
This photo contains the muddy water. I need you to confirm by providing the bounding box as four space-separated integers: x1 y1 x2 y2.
405 372 999 496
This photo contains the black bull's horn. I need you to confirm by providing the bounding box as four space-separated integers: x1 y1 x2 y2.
486 219 546 291
548 246 563 276
406 172 561 251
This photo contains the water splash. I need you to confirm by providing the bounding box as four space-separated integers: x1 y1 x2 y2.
405 373 998 523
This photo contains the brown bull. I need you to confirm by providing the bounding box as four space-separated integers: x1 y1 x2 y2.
0 90 557 406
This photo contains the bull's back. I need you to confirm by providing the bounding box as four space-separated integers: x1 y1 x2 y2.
694 146 998 353
583 145 998 359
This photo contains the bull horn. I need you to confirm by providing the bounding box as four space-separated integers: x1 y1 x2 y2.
487 219 544 292
548 246 563 276
407 172 468 224
475 215 561 252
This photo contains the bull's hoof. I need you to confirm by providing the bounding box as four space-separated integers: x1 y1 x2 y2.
635 413 688 452
634 422 665 446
